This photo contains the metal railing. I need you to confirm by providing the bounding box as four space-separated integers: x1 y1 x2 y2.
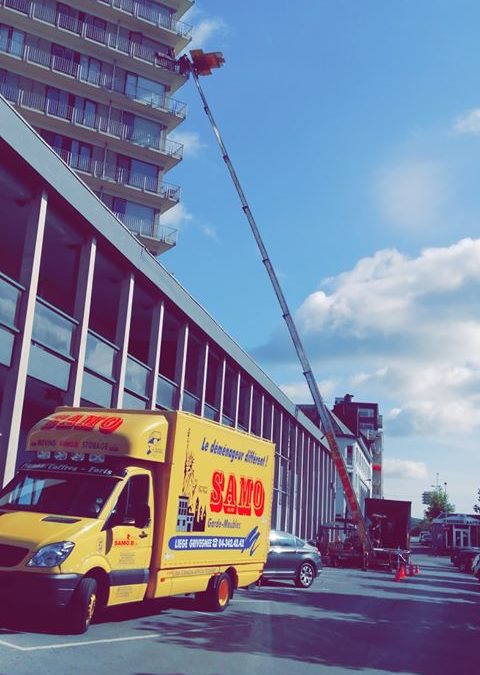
114 213 178 243
0 0 187 76
0 80 183 160
1 0 187 68
0 41 186 119
96 0 193 39
39 144 180 203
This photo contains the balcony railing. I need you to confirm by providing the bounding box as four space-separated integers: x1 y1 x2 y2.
113 213 178 244
46 145 180 202
97 0 193 39
0 0 188 71
2 39 187 118
0 80 183 161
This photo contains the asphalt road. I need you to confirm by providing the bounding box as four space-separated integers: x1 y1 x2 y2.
0 550 478 675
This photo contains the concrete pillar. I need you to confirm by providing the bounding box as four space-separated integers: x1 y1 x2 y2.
0 190 48 485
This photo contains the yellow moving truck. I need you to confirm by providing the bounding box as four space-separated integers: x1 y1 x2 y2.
0 408 274 633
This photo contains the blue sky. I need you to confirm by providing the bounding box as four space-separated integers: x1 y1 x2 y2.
163 1 480 517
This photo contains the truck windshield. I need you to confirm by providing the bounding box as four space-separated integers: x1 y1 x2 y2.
0 471 118 518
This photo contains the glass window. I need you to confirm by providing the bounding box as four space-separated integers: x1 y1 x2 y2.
238 376 251 430
125 356 149 396
81 370 112 407
124 72 165 107
158 309 181 382
0 470 117 518
156 374 177 410
122 391 146 409
269 531 295 547
0 326 14 367
205 349 220 410
79 55 101 84
70 140 92 171
85 332 116 378
251 387 262 436
89 250 123 344
0 68 17 101
0 25 25 57
263 398 273 440
46 87 71 119
32 301 74 355
222 363 237 422
0 276 21 327
76 98 97 128
51 44 78 76
28 343 70 390
184 332 203 398
111 475 149 524
137 117 161 148
358 408 374 418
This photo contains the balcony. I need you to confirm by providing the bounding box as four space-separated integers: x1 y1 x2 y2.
0 80 184 167
46 144 178 199
96 0 192 41
113 212 178 254
0 0 188 91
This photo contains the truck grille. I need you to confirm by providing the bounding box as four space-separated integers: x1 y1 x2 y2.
0 544 29 567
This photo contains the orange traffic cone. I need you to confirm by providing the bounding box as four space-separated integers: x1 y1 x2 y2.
415 565 420 574
408 564 415 576
394 565 405 582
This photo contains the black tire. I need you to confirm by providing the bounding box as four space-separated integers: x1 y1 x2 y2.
203 573 232 612
295 561 315 588
67 577 97 634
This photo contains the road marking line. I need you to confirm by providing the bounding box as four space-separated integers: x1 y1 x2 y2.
0 624 219 652
0 634 157 651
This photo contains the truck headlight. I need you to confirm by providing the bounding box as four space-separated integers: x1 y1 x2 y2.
27 541 75 568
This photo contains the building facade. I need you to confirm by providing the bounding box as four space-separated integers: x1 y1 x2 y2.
0 96 337 541
332 394 384 499
0 0 192 254
331 417 372 520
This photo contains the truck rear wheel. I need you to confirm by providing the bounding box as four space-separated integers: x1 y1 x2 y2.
202 573 232 612
67 577 97 634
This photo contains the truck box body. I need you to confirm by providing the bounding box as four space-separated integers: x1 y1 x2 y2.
0 408 275 631
364 497 411 550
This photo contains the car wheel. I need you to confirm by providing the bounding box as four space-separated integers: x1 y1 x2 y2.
67 577 97 634
295 561 315 588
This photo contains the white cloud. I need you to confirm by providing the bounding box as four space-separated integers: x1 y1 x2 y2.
374 160 448 231
383 458 428 480
200 224 219 241
454 109 480 135
170 131 205 158
257 238 480 438
187 18 228 52
161 203 193 227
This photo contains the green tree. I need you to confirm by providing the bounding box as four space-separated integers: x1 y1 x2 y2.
424 488 455 521
473 489 480 514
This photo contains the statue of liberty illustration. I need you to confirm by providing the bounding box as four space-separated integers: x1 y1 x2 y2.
183 448 198 504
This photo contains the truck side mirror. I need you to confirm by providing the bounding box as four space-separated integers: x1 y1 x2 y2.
134 504 150 529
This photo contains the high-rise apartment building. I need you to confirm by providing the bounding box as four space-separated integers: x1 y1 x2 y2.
0 0 192 255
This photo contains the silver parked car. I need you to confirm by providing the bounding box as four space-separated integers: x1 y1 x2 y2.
261 530 322 588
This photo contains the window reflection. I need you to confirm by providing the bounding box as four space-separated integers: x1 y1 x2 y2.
32 300 74 355
0 276 20 327
125 356 148 395
85 332 116 378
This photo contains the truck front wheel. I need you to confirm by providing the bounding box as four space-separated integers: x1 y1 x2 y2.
68 577 97 634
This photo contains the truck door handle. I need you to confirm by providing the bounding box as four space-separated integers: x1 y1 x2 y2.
139 531 149 539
